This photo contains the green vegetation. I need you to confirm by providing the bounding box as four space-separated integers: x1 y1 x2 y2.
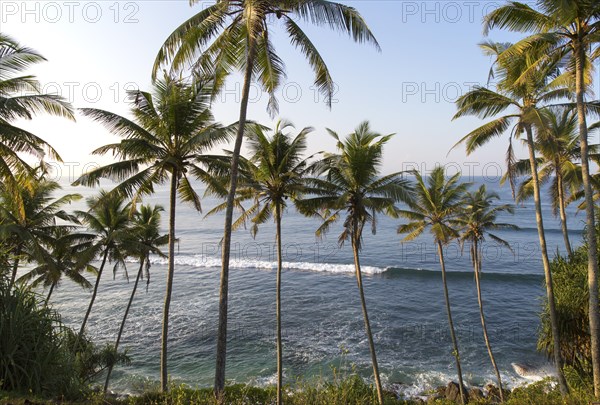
1 377 599 404
539 224 600 381
153 0 380 396
2 0 600 403
0 277 128 399
457 185 516 400
397 167 470 403
298 122 413 404
207 120 315 404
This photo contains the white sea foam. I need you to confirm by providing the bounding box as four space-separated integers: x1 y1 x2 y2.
143 254 389 275
388 368 547 400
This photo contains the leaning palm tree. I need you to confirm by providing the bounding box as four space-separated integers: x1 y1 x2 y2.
297 122 413 405
207 120 313 405
75 191 132 341
18 226 96 306
104 204 168 393
456 185 517 402
453 41 570 394
0 34 74 218
483 1 600 394
397 167 469 405
0 168 82 288
152 2 380 394
73 75 230 392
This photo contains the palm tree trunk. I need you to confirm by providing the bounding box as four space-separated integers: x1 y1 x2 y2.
436 240 465 405
575 39 600 398
161 171 178 392
9 244 22 288
352 234 383 404
275 202 283 405
556 172 572 256
104 257 145 393
44 282 55 307
473 241 503 402
524 124 568 395
215 39 257 399
78 247 109 340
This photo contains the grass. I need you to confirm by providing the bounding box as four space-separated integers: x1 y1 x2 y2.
1 377 598 405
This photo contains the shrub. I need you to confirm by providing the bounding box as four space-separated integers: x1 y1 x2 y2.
0 277 129 399
538 245 596 380
0 277 79 397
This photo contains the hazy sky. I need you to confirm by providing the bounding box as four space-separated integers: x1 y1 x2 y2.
3 0 595 183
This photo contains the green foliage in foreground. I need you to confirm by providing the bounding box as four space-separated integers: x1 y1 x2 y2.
538 241 598 380
0 377 597 405
0 277 81 398
0 277 129 399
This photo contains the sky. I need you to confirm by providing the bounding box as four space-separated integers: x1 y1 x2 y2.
2 0 598 183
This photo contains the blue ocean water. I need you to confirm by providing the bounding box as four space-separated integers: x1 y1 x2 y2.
42 177 583 396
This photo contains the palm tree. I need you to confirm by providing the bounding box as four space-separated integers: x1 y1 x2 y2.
456 185 517 402
17 226 96 306
73 76 230 392
104 204 168 393
152 2 380 394
0 34 74 218
397 167 468 405
297 122 412 404
453 42 570 394
503 110 600 256
207 120 313 404
483 1 600 393
0 169 82 288
75 191 131 341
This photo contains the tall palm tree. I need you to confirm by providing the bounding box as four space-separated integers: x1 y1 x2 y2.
297 122 412 405
104 204 168 393
17 226 96 306
453 42 570 394
152 2 380 394
73 76 230 392
456 185 517 402
483 1 600 393
0 34 74 218
207 120 313 404
75 191 131 341
397 167 468 405
0 169 82 288
503 110 600 256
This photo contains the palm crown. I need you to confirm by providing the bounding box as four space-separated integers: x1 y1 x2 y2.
74 76 231 208
456 185 516 257
0 34 74 218
208 120 314 234
154 0 380 114
397 167 468 245
298 121 413 248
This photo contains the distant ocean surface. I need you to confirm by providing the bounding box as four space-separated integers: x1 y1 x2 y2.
39 177 584 397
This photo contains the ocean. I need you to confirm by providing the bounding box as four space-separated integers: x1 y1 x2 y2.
42 177 583 397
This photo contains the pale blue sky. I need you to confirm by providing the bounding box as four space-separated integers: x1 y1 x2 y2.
3 0 591 181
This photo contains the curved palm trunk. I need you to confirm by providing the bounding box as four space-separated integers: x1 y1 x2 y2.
9 244 22 288
556 172 572 256
161 172 178 392
275 202 283 405
44 282 56 307
524 125 568 395
78 247 109 340
215 40 257 399
473 241 504 402
436 240 465 404
575 40 600 397
351 234 383 404
104 258 145 393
